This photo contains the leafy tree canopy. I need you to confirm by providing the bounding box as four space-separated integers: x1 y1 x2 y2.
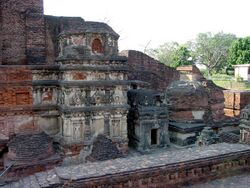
146 32 236 72
228 36 250 67
146 42 193 68
191 32 237 74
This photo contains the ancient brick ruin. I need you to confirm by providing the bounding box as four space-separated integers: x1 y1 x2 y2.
0 0 250 186
0 0 129 176
122 50 180 91
4 143 250 187
165 65 227 146
224 90 250 118
127 89 169 151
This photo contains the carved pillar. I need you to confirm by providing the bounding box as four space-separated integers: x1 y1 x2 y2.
84 115 91 141
104 114 110 136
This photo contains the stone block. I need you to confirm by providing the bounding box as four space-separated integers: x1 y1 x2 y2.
169 111 194 121
234 91 250 109
224 108 241 117
224 90 250 110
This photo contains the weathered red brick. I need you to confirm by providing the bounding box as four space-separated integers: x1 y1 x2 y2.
1 0 45 65
121 50 180 91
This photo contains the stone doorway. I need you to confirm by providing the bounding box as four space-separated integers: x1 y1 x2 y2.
151 129 158 145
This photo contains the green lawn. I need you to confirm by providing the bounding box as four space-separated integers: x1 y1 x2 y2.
213 80 250 90
208 74 250 91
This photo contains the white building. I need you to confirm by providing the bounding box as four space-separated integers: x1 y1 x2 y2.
233 64 250 81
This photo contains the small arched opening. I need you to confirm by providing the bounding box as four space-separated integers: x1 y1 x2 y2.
91 38 104 54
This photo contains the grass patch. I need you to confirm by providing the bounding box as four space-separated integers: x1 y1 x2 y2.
213 80 250 90
205 74 250 91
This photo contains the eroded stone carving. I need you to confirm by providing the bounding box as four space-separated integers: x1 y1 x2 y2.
196 127 219 146
239 104 250 144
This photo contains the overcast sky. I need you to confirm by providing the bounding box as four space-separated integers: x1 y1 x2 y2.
44 0 250 52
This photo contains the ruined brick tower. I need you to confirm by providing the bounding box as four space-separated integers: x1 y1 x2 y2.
55 21 129 155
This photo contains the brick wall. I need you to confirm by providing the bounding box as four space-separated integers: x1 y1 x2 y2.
0 1 2 64
224 90 250 117
0 87 32 107
0 66 35 139
0 0 45 65
7 143 250 187
121 50 180 91
203 80 225 122
73 157 250 187
0 66 32 106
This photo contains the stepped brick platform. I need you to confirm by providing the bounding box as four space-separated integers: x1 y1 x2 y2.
7 132 53 162
3 133 62 180
3 143 250 187
86 135 123 162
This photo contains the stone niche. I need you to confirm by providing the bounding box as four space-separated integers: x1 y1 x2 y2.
61 115 90 143
33 87 58 105
127 89 169 152
58 22 119 59
60 110 128 156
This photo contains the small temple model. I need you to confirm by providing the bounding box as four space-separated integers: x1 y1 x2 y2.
127 89 169 151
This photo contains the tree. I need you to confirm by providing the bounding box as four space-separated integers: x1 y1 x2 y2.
192 32 236 74
146 42 193 68
172 45 193 68
228 36 250 67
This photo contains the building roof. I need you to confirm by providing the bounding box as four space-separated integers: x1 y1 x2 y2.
84 21 119 38
233 64 250 67
47 16 119 38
